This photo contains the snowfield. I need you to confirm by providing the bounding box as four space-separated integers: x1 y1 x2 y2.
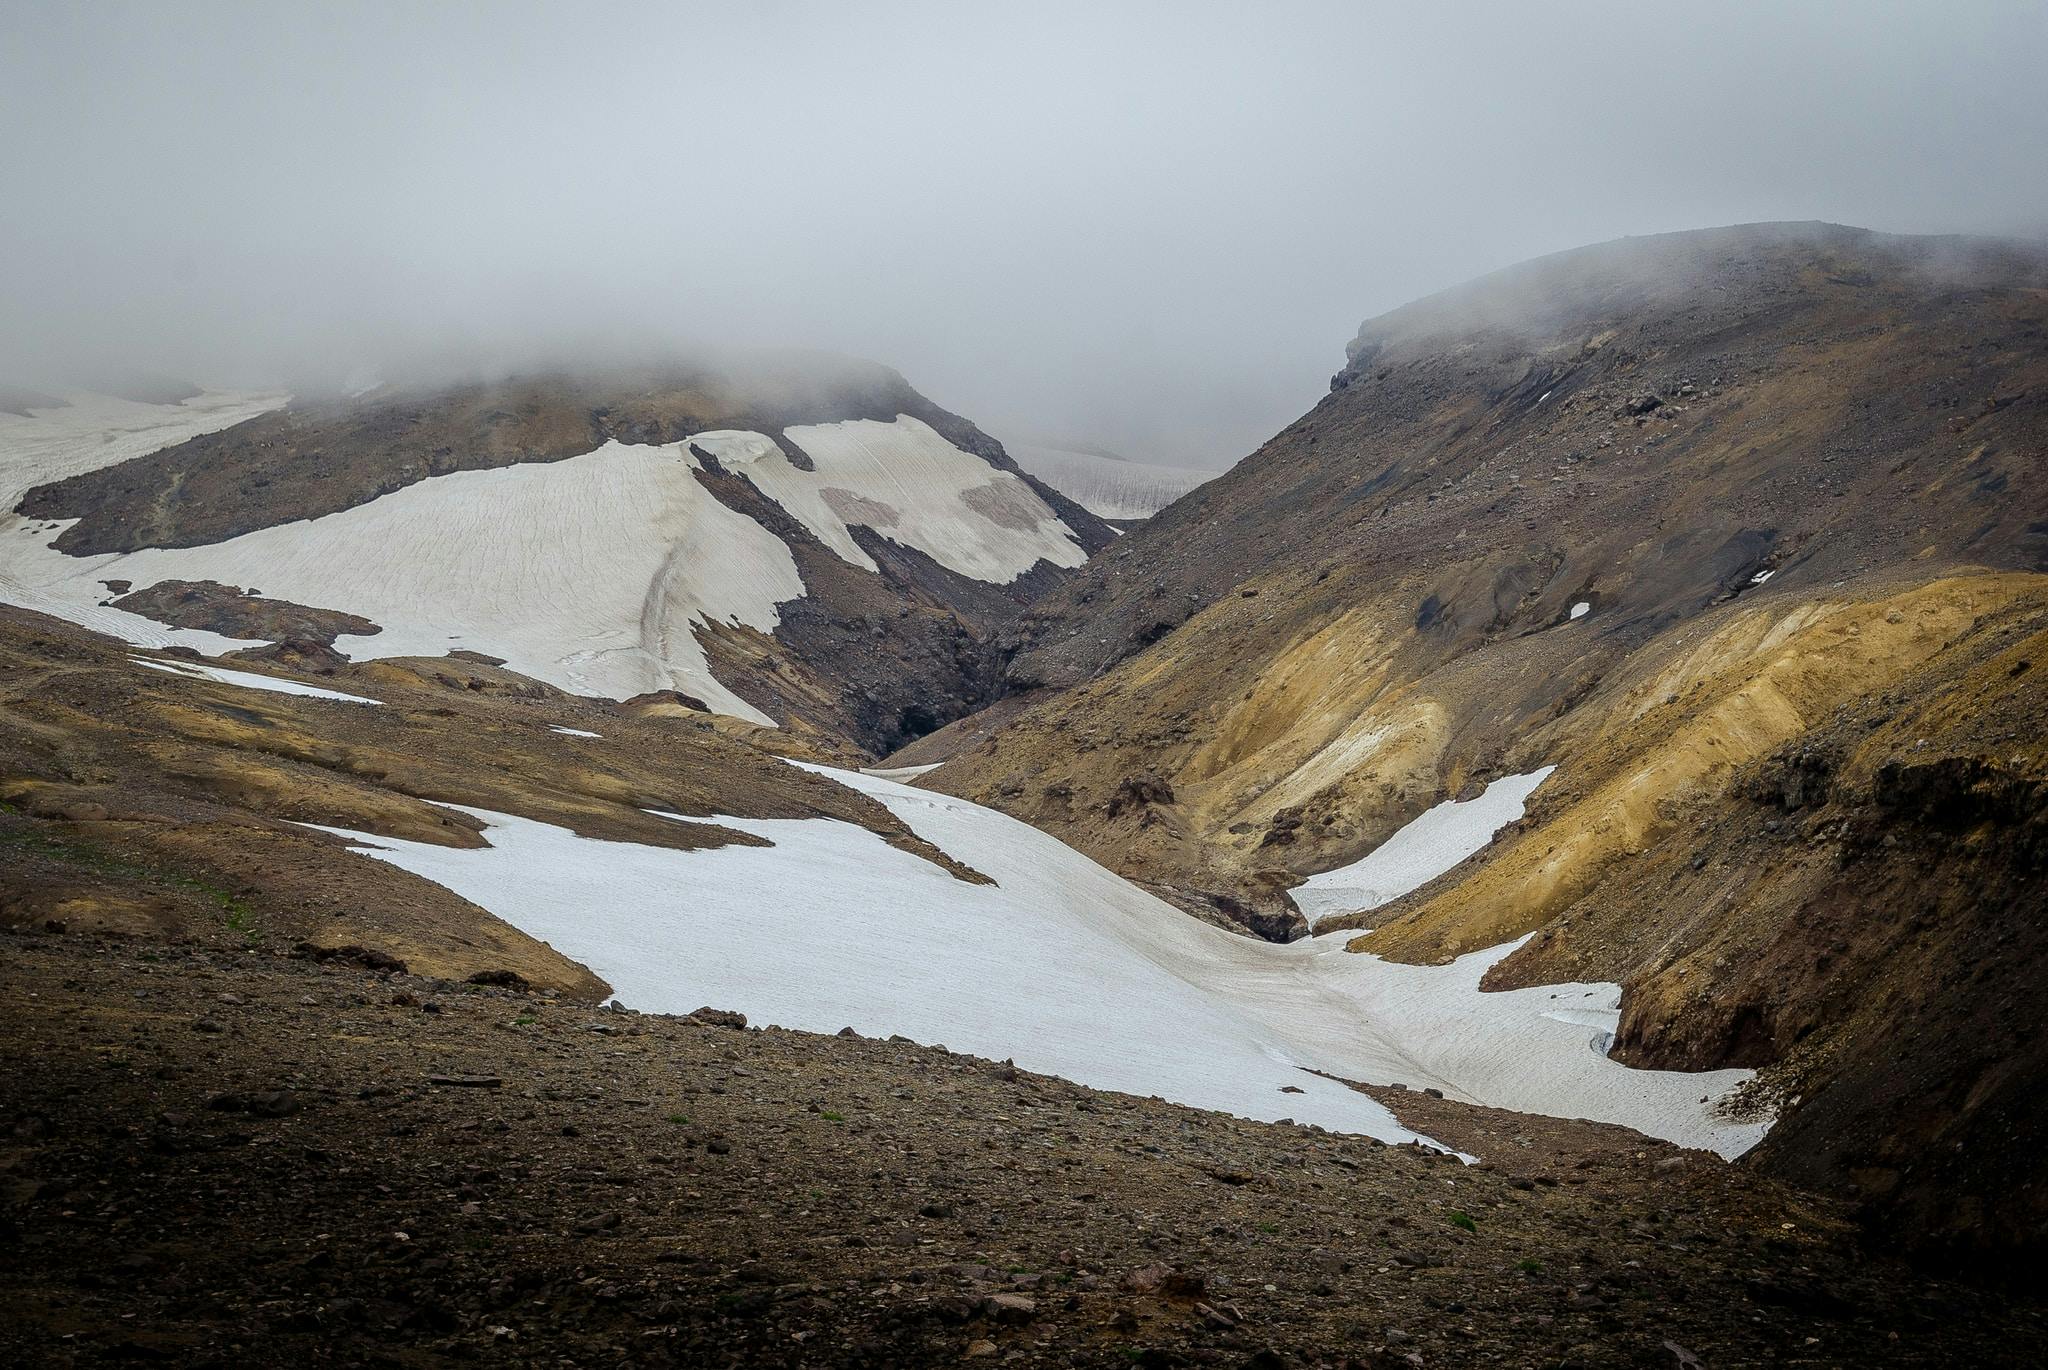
7 439 804 722
1007 443 1214 520
0 403 1090 724
0 390 288 491
313 765 1767 1158
0 390 291 656
1289 768 1554 923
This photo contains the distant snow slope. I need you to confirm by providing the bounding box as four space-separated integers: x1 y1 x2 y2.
4 438 802 721
314 765 1767 1157
1289 769 1555 922
0 390 291 655
703 418 1087 578
0 403 1091 723
1007 444 1213 520
0 391 288 493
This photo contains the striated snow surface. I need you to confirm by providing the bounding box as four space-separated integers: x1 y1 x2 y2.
701 418 1088 579
312 764 1767 1157
1289 768 1554 923
1007 443 1213 520
0 391 292 655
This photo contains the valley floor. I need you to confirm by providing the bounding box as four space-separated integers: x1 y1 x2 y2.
3 930 2043 1368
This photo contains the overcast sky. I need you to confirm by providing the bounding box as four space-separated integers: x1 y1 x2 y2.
4 1 2046 466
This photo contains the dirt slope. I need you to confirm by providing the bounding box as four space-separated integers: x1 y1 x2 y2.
7 930 2047 1368
935 224 2048 899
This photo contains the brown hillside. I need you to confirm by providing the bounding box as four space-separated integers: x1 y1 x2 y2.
924 224 2048 1259
0 606 980 991
930 223 2048 921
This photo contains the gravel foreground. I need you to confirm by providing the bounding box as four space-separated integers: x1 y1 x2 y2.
2 930 2043 1368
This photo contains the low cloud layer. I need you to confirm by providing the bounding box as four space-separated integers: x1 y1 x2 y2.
4 1 2045 466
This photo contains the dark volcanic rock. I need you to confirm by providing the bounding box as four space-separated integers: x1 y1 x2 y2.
112 579 381 647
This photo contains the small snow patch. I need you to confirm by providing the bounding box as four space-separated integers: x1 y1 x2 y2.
1569 601 1591 620
1750 569 1775 584
133 656 379 705
549 726 602 739
1289 768 1554 922
861 762 942 781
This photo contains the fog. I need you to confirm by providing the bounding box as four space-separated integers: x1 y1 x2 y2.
4 1 2045 467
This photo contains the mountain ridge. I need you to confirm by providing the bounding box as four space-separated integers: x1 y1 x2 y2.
5 355 1113 754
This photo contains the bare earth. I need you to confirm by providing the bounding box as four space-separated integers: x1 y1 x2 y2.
3 930 2043 1368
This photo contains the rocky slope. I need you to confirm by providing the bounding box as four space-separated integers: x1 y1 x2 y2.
7 357 1114 754
7 929 2047 1368
921 223 2048 1262
930 224 2048 895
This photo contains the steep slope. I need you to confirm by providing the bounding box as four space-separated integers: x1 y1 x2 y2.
932 223 2048 905
925 222 2048 1263
999 222 2048 696
4 358 1114 753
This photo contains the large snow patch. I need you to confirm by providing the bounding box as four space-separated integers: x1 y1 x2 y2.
0 390 291 656
1 437 803 723
2 403 1093 723
312 765 1766 1157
